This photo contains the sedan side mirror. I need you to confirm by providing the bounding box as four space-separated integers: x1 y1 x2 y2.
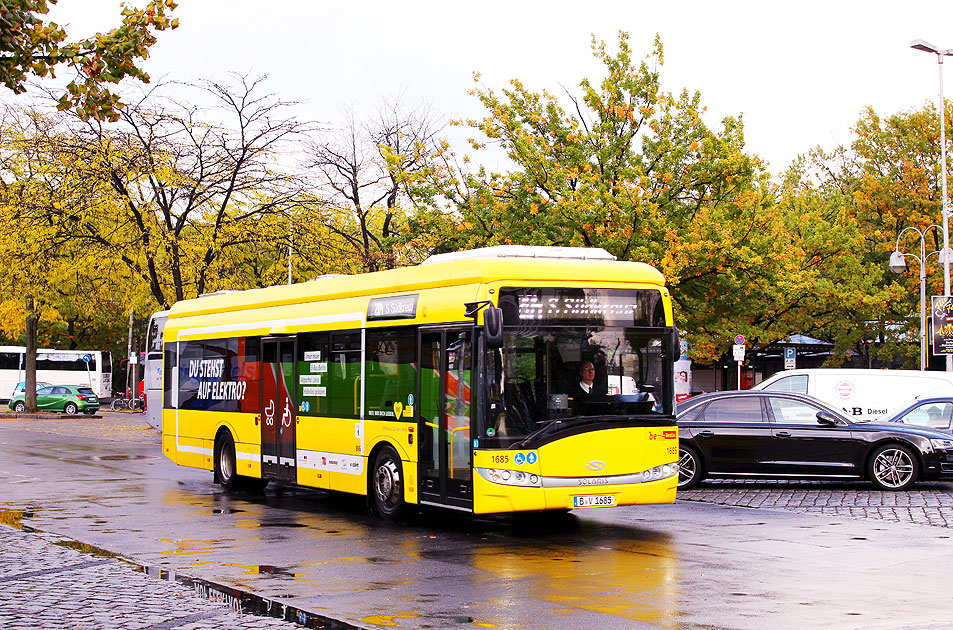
816 411 840 427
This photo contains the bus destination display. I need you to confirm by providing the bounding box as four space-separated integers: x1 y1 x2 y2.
498 288 663 327
367 295 418 321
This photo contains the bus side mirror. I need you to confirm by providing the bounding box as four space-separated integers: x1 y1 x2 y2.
484 307 504 349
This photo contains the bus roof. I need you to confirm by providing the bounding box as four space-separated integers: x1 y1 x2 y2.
0 347 105 354
167 250 666 320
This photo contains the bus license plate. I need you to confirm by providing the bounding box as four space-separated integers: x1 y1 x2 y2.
573 494 615 508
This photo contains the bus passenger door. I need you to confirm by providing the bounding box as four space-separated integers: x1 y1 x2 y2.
419 329 473 511
262 338 297 482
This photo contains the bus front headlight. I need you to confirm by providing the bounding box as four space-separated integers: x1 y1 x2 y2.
642 463 678 482
477 468 542 488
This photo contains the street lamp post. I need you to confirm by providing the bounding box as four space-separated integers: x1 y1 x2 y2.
912 39 953 371
890 225 944 370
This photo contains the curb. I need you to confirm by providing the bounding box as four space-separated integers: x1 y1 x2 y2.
8 522 364 630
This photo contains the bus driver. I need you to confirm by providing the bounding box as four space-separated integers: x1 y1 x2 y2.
569 361 606 403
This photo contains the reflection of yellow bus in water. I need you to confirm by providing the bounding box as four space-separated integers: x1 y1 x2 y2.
157 246 679 517
469 535 679 627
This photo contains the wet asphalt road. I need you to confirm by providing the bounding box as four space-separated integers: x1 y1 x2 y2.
3 412 953 629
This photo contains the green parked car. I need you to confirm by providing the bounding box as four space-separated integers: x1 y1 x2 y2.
8 385 100 415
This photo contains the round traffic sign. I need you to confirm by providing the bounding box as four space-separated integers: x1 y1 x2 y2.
733 335 745 345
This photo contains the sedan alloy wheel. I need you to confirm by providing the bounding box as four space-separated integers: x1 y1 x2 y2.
869 444 918 491
677 446 703 489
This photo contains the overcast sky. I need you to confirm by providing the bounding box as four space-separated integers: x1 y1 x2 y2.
44 0 953 174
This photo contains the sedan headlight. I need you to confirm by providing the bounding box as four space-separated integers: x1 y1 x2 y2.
930 438 953 450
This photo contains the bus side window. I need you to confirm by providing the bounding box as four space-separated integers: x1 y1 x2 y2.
163 343 177 409
296 332 329 417
365 328 417 421
237 337 261 414
329 332 361 419
0 351 19 370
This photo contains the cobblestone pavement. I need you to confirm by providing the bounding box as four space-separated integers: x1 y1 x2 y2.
679 478 953 527
0 523 322 630
0 411 355 629
0 410 159 444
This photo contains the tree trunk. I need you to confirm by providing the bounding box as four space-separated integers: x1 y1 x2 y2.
24 294 38 413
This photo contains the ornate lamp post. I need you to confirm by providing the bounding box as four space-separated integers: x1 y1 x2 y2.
890 225 944 370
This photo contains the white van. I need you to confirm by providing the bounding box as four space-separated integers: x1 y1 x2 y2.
753 368 953 422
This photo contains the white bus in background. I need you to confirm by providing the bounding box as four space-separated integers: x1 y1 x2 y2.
143 311 169 429
0 346 113 400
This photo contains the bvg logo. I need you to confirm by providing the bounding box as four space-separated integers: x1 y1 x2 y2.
586 461 605 471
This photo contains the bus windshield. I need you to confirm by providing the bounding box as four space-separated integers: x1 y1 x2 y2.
482 287 675 445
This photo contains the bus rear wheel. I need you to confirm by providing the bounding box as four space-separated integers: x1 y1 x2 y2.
372 447 407 520
214 431 268 492
215 432 240 491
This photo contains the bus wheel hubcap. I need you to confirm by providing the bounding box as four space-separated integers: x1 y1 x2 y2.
220 448 233 480
376 459 400 504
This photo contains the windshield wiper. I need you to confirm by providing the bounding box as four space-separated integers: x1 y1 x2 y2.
513 415 607 447
513 419 565 448
514 414 671 447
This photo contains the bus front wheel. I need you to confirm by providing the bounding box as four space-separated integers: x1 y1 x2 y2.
372 447 407 520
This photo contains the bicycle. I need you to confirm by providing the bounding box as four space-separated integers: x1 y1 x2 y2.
110 392 143 411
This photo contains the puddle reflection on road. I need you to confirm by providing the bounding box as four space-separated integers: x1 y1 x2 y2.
466 536 678 626
0 507 35 530
153 482 681 628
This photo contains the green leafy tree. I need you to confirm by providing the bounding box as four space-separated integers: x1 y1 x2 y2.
404 32 875 362
0 0 178 121
801 102 953 368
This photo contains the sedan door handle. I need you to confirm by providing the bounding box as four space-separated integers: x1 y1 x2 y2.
697 430 714 438
776 431 792 438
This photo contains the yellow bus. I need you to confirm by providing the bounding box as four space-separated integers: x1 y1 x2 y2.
158 246 679 517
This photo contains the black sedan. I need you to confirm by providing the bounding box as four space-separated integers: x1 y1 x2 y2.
676 391 953 491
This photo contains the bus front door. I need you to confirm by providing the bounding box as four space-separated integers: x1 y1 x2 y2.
261 339 296 482
419 329 473 511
